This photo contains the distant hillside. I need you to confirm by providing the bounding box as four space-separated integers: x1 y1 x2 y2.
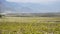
5 13 60 17
0 0 60 13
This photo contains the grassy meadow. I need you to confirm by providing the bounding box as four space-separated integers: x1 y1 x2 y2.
0 17 60 34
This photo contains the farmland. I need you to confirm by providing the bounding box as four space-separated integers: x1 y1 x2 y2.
0 17 60 34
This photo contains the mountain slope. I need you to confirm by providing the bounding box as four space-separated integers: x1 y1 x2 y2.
1 0 60 13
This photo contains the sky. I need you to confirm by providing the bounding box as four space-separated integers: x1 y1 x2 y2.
1 0 60 13
6 0 59 4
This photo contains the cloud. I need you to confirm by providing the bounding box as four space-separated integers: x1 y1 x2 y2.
6 0 59 4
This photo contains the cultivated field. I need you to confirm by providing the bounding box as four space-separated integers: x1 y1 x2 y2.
0 17 60 34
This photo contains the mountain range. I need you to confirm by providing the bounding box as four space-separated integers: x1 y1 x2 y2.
0 0 60 13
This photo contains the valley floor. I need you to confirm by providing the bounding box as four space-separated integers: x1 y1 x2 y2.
0 17 60 34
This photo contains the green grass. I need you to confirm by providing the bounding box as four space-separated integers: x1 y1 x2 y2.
0 17 60 34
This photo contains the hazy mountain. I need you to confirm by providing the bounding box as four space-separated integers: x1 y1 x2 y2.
0 0 60 17
0 0 60 13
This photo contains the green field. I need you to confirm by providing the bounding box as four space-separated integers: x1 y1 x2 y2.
0 17 60 34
